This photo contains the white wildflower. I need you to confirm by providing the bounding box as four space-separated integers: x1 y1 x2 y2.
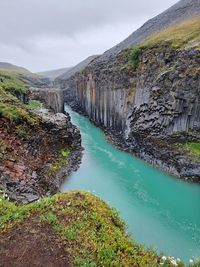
189 259 194 264
162 256 167 261
171 259 178 266
177 258 181 262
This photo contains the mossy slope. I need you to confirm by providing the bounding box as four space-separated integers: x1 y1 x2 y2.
0 191 187 267
143 16 200 49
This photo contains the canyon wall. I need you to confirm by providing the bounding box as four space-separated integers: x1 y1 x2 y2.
59 45 200 181
61 46 200 138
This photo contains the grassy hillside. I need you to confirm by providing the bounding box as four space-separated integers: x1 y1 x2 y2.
143 16 200 49
0 62 31 74
0 63 50 87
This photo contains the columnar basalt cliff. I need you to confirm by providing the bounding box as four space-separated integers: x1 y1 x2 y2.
29 87 64 113
56 0 200 182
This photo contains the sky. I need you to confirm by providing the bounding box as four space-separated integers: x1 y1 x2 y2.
0 0 178 72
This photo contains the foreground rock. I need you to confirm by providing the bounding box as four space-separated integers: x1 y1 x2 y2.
0 103 82 203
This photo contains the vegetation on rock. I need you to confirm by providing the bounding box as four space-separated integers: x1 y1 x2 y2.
129 46 143 70
27 100 42 110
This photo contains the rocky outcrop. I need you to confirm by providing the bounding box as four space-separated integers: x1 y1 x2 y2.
0 108 82 203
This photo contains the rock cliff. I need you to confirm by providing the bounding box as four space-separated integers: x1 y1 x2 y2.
0 73 82 203
29 87 64 113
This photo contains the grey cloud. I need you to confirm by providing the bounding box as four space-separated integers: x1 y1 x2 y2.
0 0 178 71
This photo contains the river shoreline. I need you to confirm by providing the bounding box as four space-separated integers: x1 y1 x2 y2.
65 103 200 184
62 104 200 262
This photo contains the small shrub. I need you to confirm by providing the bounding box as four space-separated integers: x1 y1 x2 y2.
65 227 77 240
27 100 42 110
129 46 143 70
61 148 69 158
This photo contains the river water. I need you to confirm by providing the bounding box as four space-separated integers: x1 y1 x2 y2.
61 105 200 263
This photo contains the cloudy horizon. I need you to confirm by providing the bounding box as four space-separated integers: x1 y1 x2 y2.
0 0 178 72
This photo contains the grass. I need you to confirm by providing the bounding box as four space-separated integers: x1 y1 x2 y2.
176 142 200 163
142 16 200 49
50 149 70 176
0 70 28 95
1 190 199 267
127 16 200 71
27 100 42 110
185 142 200 156
0 102 36 124
0 73 39 125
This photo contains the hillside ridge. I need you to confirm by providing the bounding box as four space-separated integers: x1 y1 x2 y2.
95 0 200 62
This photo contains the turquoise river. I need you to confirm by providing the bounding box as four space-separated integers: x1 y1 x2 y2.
61 105 200 263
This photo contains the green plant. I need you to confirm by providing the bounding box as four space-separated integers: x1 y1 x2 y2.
129 46 143 70
186 143 200 156
64 226 77 240
61 148 69 158
27 100 42 110
1 80 27 95
15 125 28 138
40 212 58 224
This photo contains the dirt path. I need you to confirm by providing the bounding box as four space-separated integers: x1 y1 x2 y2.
0 220 72 267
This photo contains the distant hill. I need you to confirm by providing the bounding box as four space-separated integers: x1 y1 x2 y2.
37 67 72 80
55 55 99 82
0 62 50 87
0 62 31 74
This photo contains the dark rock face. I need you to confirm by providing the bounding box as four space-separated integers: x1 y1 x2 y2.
0 109 82 203
61 45 200 182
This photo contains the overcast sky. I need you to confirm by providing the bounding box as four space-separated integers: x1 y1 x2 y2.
0 0 178 72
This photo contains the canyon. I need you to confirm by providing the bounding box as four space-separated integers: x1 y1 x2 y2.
53 0 200 182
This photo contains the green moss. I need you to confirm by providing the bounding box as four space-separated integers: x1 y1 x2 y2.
27 100 42 110
0 80 27 95
40 212 58 224
176 142 200 163
15 125 28 138
0 73 39 126
186 142 200 156
0 102 36 125
50 149 70 176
